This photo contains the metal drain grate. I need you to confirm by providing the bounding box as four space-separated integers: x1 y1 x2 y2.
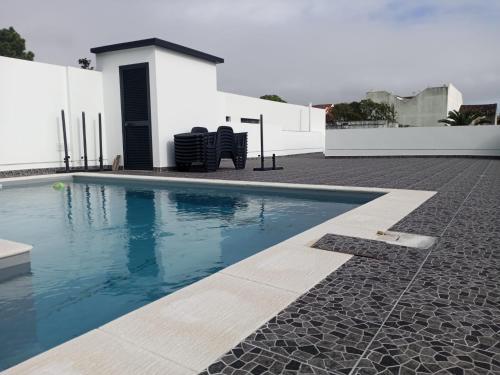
313 233 433 262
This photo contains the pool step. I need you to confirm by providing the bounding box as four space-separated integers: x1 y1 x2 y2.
0 239 32 282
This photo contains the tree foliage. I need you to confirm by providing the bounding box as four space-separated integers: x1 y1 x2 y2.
260 94 287 103
78 57 94 70
438 110 490 126
0 27 34 60
329 99 396 122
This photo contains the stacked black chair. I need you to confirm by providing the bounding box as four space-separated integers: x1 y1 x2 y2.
233 132 248 169
191 127 208 134
174 126 247 172
215 126 247 169
174 127 217 171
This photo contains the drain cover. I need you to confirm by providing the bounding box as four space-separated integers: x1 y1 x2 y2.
376 231 436 249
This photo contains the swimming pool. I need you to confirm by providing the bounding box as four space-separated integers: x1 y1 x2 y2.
0 177 376 370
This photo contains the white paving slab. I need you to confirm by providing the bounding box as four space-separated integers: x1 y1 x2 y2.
3 330 195 375
100 272 298 372
221 242 352 293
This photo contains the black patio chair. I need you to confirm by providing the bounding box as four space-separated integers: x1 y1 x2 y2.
215 126 247 169
174 128 217 172
174 126 247 172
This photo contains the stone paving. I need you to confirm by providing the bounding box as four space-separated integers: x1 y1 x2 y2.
111 155 500 375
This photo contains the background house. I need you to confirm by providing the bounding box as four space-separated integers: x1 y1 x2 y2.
366 84 463 127
459 104 498 124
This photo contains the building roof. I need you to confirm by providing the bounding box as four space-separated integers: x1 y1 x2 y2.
460 103 497 113
312 104 333 109
90 38 224 64
460 104 497 123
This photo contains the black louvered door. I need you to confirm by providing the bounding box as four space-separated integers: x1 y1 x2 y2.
120 63 153 170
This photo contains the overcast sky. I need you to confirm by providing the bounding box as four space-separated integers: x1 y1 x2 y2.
1 0 499 106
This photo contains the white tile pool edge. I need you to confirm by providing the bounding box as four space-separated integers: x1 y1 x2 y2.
0 173 436 375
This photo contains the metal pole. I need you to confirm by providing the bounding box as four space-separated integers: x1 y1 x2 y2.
98 113 103 171
259 114 264 169
82 111 88 171
61 109 70 172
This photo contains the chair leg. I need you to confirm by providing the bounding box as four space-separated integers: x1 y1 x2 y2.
176 163 191 172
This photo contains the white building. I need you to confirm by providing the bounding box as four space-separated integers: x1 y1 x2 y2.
366 84 463 127
0 38 325 173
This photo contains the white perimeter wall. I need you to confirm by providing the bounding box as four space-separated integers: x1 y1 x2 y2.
218 92 325 157
0 56 105 172
325 126 500 157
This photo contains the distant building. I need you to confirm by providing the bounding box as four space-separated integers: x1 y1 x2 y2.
366 84 463 127
459 104 498 124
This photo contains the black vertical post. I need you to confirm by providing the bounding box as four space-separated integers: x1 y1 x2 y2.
61 109 70 172
253 113 282 171
259 114 264 169
82 111 88 171
98 113 103 171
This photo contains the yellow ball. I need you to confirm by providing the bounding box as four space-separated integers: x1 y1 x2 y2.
52 182 65 190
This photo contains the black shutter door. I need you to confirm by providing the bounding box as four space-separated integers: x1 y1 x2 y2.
120 63 153 170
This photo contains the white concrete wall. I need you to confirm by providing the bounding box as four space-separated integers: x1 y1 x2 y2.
325 126 500 157
219 92 325 157
66 68 106 168
367 84 463 127
154 49 219 167
0 56 105 172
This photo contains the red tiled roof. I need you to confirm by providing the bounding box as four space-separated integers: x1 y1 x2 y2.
460 104 497 114
312 104 333 109
460 104 497 123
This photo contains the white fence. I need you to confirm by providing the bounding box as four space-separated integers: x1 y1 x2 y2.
325 126 500 157
0 56 105 172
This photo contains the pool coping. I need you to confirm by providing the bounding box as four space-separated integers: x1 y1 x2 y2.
0 173 436 374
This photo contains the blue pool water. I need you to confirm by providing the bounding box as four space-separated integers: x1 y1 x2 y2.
0 178 375 369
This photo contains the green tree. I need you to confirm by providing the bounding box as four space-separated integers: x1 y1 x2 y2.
78 57 94 70
359 99 397 122
330 102 362 122
330 99 396 122
0 27 34 60
260 94 287 103
438 110 490 126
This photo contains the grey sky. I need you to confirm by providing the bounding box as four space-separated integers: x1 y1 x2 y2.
1 0 499 106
